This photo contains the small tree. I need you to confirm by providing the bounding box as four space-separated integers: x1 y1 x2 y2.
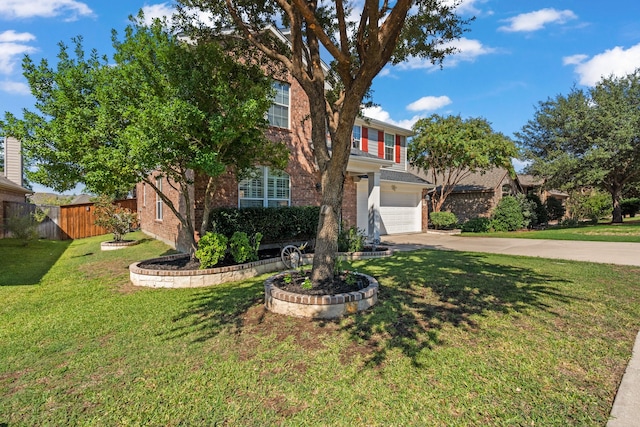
3 205 47 245
409 115 518 213
93 195 138 242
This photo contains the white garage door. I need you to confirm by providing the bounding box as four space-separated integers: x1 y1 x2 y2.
380 191 421 234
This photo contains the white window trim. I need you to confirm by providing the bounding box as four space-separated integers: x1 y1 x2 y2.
352 125 361 150
268 81 291 129
384 133 395 161
155 177 163 221
238 166 291 208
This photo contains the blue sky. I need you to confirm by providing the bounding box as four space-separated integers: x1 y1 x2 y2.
2 0 640 192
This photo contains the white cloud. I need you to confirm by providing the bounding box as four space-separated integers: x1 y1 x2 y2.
0 41 37 75
362 106 420 129
0 30 36 43
499 8 577 33
441 0 490 16
397 37 495 71
141 3 176 26
406 96 452 112
0 0 93 20
565 43 640 86
0 80 31 95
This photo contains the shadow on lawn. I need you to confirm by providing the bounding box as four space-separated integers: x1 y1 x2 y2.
0 239 72 286
333 249 579 367
163 249 580 367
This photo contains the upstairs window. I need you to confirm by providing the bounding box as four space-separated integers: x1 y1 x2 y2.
268 81 290 129
239 167 290 208
155 177 163 220
352 125 361 149
384 133 395 161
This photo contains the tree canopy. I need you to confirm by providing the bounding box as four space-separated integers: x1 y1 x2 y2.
178 0 471 282
1 16 287 253
408 114 517 212
516 71 640 223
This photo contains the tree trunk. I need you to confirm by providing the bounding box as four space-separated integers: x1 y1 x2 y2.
310 171 344 283
612 186 623 223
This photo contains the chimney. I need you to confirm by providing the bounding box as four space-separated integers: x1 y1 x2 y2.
4 136 23 187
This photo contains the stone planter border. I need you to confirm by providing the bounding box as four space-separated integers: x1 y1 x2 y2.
264 271 379 319
129 248 392 289
101 239 139 251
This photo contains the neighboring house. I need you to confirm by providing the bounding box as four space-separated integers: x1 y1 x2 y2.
412 166 520 223
517 174 569 205
136 31 431 251
1 137 32 235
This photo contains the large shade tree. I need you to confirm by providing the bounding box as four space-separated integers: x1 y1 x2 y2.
178 0 471 282
408 114 517 213
516 71 640 223
1 17 287 254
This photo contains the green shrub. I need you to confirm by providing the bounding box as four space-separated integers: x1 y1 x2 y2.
229 231 262 263
195 232 228 269
515 194 538 229
429 211 458 230
567 190 611 221
461 217 492 233
526 194 548 225
558 218 580 228
545 197 566 221
208 206 320 244
338 225 365 253
2 205 48 245
621 198 640 217
491 196 524 232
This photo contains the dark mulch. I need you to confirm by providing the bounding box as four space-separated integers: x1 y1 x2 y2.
139 248 282 271
273 270 370 295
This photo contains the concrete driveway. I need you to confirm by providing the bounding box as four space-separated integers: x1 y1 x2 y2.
381 232 640 267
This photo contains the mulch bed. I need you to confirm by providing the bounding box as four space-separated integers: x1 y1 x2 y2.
272 270 370 296
138 248 282 271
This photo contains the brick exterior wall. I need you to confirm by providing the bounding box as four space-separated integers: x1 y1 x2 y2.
138 72 359 251
442 191 495 223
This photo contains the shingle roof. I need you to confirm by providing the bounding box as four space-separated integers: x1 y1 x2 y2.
380 169 431 186
408 166 510 193
0 175 31 194
517 174 543 187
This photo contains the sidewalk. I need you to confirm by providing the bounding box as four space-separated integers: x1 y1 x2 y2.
381 232 640 426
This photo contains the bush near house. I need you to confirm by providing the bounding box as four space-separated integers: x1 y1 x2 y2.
621 198 640 217
491 196 524 232
208 206 320 244
337 225 365 253
429 211 458 230
195 232 228 269
545 197 566 221
526 194 548 225
93 195 138 242
567 190 612 222
461 217 492 233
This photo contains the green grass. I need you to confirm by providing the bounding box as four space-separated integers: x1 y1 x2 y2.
2 233 640 425
465 220 640 242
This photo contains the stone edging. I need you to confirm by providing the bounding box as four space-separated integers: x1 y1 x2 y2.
101 240 139 251
129 248 393 288
264 271 379 319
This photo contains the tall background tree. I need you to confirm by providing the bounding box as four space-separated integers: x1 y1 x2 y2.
408 114 517 213
178 0 470 282
517 71 640 223
1 17 287 254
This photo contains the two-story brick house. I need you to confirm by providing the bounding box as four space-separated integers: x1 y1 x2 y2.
136 31 431 252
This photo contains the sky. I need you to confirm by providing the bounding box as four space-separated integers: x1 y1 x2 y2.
1 0 640 192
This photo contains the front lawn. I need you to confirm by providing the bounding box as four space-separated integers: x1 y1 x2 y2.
1 233 639 425
465 220 640 243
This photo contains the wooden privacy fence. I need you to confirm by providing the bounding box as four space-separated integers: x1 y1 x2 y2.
2 199 137 240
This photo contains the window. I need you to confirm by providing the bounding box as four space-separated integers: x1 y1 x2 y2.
502 184 512 196
268 81 290 128
239 167 290 208
384 133 395 161
352 125 361 149
155 177 163 220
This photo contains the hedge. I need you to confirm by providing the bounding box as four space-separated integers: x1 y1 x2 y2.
208 206 320 244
